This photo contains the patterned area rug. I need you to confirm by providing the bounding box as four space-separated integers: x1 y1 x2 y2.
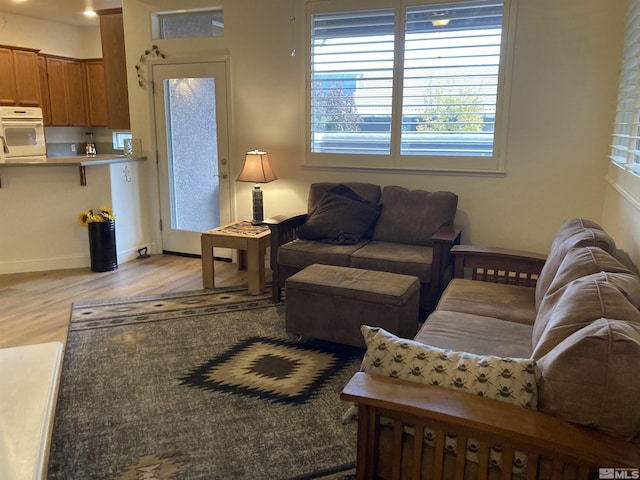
48 288 362 480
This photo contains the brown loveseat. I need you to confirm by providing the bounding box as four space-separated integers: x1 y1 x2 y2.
266 182 462 311
342 218 640 478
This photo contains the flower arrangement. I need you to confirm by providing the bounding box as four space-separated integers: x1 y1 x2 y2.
78 206 115 226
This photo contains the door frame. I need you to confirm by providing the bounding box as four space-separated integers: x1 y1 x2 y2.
148 54 236 255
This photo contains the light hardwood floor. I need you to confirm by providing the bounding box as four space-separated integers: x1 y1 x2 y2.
0 254 271 350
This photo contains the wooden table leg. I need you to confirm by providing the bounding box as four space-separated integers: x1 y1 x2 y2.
237 249 247 270
201 234 215 289
246 240 265 295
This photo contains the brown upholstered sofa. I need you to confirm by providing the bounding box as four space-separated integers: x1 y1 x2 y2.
341 218 640 478
266 182 462 311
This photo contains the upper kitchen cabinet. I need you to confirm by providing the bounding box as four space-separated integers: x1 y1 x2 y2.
44 56 87 126
0 46 41 107
97 9 130 130
85 60 108 127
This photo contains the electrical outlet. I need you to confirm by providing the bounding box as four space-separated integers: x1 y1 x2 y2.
71 144 76 153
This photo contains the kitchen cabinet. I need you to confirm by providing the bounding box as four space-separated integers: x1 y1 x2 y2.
12 49 41 106
98 9 130 130
0 48 17 105
65 59 87 126
44 56 87 126
38 55 51 125
0 46 41 107
45 57 70 125
85 60 108 127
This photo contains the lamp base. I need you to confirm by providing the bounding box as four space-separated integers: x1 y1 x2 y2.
251 185 264 225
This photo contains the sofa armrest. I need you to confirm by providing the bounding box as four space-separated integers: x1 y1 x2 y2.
341 372 640 479
263 213 307 254
429 225 463 299
452 244 547 287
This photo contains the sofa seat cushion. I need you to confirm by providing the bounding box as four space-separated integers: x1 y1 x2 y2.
537 318 640 440
533 273 640 358
277 238 368 269
436 278 536 326
535 219 617 310
350 241 433 283
372 186 458 246
416 311 534 358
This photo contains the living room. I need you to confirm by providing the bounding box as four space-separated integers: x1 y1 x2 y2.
1 0 639 478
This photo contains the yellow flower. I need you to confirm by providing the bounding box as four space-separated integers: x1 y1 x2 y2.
78 207 116 226
78 211 92 227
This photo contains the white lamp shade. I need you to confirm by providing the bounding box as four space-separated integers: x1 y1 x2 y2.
237 149 277 183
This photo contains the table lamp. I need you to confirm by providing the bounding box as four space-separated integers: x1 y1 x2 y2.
237 149 277 225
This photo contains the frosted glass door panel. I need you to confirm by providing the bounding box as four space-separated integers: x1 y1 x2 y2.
153 61 231 256
166 77 220 232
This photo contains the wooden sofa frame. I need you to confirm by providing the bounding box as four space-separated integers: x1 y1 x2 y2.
266 213 462 311
340 245 640 479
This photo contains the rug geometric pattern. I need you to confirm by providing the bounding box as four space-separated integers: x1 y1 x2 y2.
180 336 355 405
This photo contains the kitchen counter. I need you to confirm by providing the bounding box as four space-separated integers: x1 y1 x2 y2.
0 154 146 186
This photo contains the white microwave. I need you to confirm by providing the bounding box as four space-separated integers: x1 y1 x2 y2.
0 106 47 162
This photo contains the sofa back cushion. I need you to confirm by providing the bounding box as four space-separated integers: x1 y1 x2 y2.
372 186 457 246
307 182 381 214
533 273 640 358
534 219 617 310
532 246 640 347
537 318 640 440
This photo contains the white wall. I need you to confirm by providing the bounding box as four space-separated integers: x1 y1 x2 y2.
124 0 625 258
0 11 101 58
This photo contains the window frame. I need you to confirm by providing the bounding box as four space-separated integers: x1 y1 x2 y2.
304 0 517 174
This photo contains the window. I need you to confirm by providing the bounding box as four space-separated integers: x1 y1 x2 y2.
610 0 640 174
307 0 514 173
112 131 132 151
151 9 224 40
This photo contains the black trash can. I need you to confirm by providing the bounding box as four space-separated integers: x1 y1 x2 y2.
88 220 118 272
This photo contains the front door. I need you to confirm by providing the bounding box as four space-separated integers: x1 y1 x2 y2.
152 61 231 256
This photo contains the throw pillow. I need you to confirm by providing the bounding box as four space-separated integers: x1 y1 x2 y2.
355 326 540 471
360 325 540 408
297 184 382 245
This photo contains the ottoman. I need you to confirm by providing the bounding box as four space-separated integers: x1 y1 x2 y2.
285 264 420 348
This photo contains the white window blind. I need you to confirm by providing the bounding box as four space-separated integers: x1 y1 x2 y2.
310 9 396 154
610 0 640 166
401 1 503 156
307 0 512 172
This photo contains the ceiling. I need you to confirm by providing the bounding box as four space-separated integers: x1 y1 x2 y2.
0 0 122 27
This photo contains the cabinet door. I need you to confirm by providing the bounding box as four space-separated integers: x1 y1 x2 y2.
12 50 41 106
85 61 108 127
38 55 52 125
99 10 130 129
64 60 87 126
46 57 70 125
0 48 17 105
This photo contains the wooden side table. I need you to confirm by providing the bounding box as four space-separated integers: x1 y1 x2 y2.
201 221 271 294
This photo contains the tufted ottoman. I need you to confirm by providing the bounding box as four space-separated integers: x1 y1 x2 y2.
285 264 420 348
